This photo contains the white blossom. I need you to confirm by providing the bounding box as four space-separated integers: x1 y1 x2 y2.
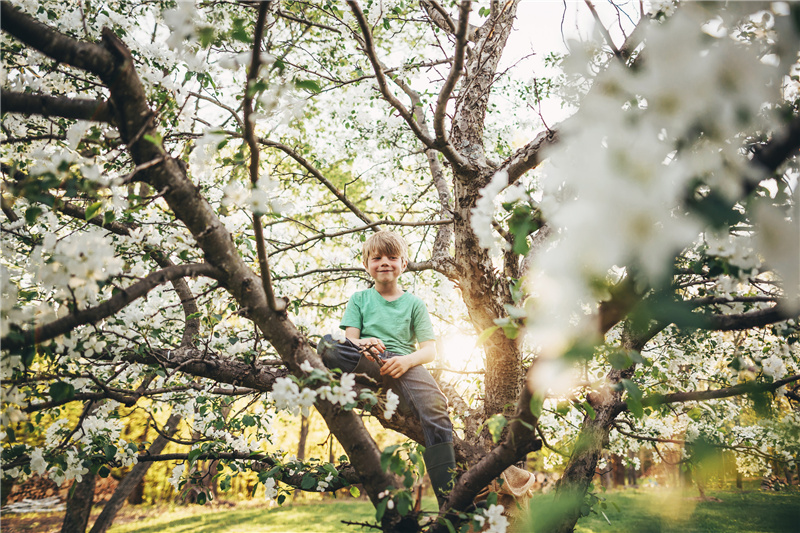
330 328 346 343
384 389 400 420
482 504 508 533
761 354 786 380
30 448 47 476
264 476 278 502
168 463 185 491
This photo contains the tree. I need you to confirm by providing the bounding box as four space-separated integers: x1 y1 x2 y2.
2 1 799 532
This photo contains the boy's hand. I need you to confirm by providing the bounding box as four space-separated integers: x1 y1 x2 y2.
380 356 413 378
353 337 386 363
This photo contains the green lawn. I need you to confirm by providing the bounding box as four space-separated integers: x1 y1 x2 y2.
7 489 796 533
106 500 384 533
527 489 800 533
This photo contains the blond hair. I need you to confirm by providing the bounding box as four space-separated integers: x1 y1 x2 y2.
362 230 408 267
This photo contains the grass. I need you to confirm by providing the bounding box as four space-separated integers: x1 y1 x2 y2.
525 489 800 533
3 489 798 532
107 500 383 533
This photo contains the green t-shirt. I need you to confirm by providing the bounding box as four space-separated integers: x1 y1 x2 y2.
340 288 435 355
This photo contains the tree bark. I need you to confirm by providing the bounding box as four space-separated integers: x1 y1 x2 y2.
88 413 181 533
297 415 309 462
61 473 96 533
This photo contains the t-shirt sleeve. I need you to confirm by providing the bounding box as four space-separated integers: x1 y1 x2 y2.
340 293 363 331
412 298 435 343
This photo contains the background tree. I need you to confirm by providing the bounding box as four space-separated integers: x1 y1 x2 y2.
2 1 799 533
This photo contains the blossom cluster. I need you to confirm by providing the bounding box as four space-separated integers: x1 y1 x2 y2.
474 504 509 533
512 3 795 372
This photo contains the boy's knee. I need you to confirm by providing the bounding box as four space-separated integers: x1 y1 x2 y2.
317 335 338 367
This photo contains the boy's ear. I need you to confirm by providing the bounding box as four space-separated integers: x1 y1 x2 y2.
401 258 408 271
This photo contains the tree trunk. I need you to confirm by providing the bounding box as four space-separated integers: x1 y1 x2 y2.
61 473 96 533
611 454 625 488
88 413 181 533
545 328 649 532
297 414 309 462
626 450 637 487
547 409 614 533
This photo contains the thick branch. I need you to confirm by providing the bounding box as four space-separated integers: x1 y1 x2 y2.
704 304 798 331
630 373 800 410
136 452 361 491
1 89 114 123
433 379 542 528
2 263 220 352
244 2 280 313
431 1 473 171
1 1 115 79
502 128 559 182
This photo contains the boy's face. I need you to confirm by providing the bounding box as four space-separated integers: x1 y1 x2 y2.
365 252 407 284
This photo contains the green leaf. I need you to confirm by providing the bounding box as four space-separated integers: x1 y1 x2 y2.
85 201 103 221
621 379 644 418
24 206 43 225
294 79 321 94
608 350 632 370
582 401 597 420
687 407 703 421
196 491 206 505
242 415 255 427
49 382 75 403
486 491 498 506
440 517 457 533
485 414 507 443
397 491 412 516
301 474 316 490
102 210 116 226
349 486 360 498
187 448 203 465
98 465 110 478
380 444 400 472
529 393 545 418
104 444 117 460
476 325 500 346
376 497 388 522
21 345 36 368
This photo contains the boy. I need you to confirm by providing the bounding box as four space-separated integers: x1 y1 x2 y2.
317 230 455 507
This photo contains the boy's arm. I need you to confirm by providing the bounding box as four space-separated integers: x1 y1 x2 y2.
380 340 436 379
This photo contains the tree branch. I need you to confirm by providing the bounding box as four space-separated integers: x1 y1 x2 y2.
431 1 474 171
584 0 621 59
244 1 281 313
626 373 800 411
1 1 114 79
2 263 221 352
346 1 443 156
255 136 373 225
704 304 798 331
501 128 559 183
1 89 114 123
433 376 542 527
136 452 361 491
